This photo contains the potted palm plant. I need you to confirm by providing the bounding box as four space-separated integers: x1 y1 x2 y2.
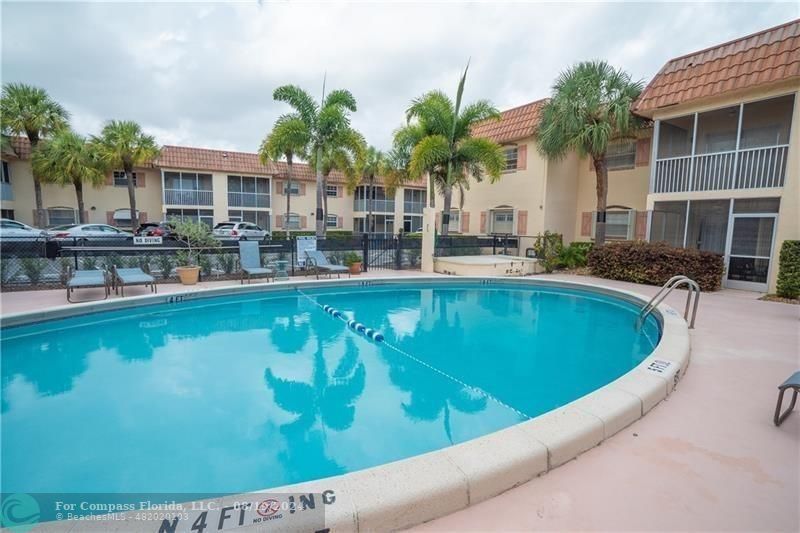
171 218 220 285
343 251 362 275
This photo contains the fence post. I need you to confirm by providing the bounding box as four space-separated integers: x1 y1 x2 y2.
395 233 402 270
492 237 497 255
290 235 296 276
362 233 369 272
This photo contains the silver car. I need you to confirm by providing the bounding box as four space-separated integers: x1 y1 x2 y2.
212 221 269 240
47 223 134 239
0 218 47 239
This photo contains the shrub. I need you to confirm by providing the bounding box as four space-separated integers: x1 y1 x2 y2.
776 240 800 299
154 254 174 279
588 241 724 291
271 230 353 240
558 241 592 269
533 231 563 273
216 253 237 275
21 258 45 284
342 251 361 267
170 218 220 266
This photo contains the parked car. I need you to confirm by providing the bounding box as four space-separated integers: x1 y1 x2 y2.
135 221 177 239
212 221 269 240
0 218 47 239
47 224 134 240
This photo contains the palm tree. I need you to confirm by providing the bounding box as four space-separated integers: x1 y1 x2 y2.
537 61 644 245
31 130 105 224
272 82 362 237
259 115 310 238
91 120 160 229
0 83 70 227
392 66 505 235
313 138 363 231
346 146 390 234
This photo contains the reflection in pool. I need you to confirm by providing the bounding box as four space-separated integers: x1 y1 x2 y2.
1 283 659 497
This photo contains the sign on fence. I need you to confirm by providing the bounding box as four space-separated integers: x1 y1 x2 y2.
133 236 163 245
296 236 316 266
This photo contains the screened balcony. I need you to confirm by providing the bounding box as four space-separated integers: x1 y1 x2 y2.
652 94 794 193
163 171 214 206
354 185 395 213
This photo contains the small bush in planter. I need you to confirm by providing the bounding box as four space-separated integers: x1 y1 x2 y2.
171 219 220 267
343 251 362 272
776 240 800 299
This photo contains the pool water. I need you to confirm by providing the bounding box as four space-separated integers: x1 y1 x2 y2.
1 282 659 496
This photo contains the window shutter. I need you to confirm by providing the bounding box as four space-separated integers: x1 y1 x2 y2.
106 211 114 225
636 138 651 167
337 216 343 228
106 173 114 186
274 180 282 195
82 211 88 223
516 210 528 236
580 212 592 237
275 214 283 229
139 211 147 223
300 215 307 228
480 211 487 233
635 210 648 240
461 212 470 233
137 171 146 188
300 183 306 196
517 144 527 170
337 186 343 198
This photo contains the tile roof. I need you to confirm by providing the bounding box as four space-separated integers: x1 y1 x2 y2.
471 98 548 144
7 137 31 159
634 19 800 115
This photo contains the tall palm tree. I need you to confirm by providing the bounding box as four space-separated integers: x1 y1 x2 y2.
313 138 363 231
259 115 310 237
91 120 160 229
391 66 505 235
0 83 70 227
272 82 362 237
31 130 105 224
537 61 644 245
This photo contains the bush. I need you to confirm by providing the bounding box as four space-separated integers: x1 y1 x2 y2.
216 253 237 275
776 240 800 299
271 230 353 240
342 251 362 267
558 242 592 269
533 231 563 273
588 241 724 291
21 258 45 284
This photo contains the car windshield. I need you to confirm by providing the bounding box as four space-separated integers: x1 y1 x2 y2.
214 223 235 229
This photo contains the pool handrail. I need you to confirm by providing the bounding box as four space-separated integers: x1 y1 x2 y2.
637 275 700 329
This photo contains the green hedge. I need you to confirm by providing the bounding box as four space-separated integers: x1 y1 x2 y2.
270 230 353 240
776 240 800 298
588 241 724 291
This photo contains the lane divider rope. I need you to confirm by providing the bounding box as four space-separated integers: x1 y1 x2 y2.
296 288 531 420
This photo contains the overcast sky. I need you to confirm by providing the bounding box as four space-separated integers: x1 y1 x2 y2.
2 1 797 153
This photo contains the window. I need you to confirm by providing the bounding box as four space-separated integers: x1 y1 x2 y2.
490 210 514 234
326 185 338 197
403 215 423 233
503 146 518 171
603 211 635 240
166 208 214 227
228 209 270 230
606 140 636 170
113 170 137 187
403 189 426 213
112 208 139 228
1 161 9 183
650 201 687 248
284 182 300 195
326 214 338 228
228 175 270 208
47 207 77 227
286 213 301 229
1 209 14 220
447 210 461 233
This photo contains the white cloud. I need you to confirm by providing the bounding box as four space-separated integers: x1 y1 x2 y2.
2 2 796 152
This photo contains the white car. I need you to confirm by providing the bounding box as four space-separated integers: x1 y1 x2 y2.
47 224 134 239
212 221 269 240
0 218 47 239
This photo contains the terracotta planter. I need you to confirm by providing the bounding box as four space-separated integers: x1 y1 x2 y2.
348 262 362 275
176 266 200 285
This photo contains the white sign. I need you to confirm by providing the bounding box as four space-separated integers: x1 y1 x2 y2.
646 359 674 375
133 236 163 245
296 235 317 266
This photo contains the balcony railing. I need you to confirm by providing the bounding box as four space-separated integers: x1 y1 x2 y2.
228 192 270 208
404 201 424 214
354 199 395 213
164 189 214 206
653 144 789 194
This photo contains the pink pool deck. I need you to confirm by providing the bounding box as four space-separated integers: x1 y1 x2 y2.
1 273 798 531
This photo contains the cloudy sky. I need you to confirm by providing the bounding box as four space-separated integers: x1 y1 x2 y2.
2 1 797 153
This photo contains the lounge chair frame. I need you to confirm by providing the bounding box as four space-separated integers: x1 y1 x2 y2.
112 266 158 297
239 241 275 284
305 250 350 280
66 266 110 303
774 371 800 426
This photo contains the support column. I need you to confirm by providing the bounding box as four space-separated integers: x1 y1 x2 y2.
421 207 436 273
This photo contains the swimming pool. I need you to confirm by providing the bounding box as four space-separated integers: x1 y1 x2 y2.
0 278 681 529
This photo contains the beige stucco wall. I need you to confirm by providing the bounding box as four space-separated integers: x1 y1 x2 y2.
543 150 580 243
646 83 800 293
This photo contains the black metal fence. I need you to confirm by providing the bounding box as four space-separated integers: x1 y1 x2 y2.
0 233 520 290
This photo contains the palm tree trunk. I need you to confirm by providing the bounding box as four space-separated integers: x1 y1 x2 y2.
427 172 435 208
440 186 453 236
323 173 329 233
74 180 86 223
593 156 608 246
315 146 325 238
285 153 293 239
125 165 137 230
28 136 45 227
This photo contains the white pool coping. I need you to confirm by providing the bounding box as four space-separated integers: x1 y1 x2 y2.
1 276 690 532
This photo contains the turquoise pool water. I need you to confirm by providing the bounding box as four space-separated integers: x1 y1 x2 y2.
1 282 659 497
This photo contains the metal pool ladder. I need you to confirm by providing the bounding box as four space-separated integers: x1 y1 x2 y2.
636 275 700 330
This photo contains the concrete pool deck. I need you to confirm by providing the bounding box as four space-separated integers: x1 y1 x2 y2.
1 272 798 531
